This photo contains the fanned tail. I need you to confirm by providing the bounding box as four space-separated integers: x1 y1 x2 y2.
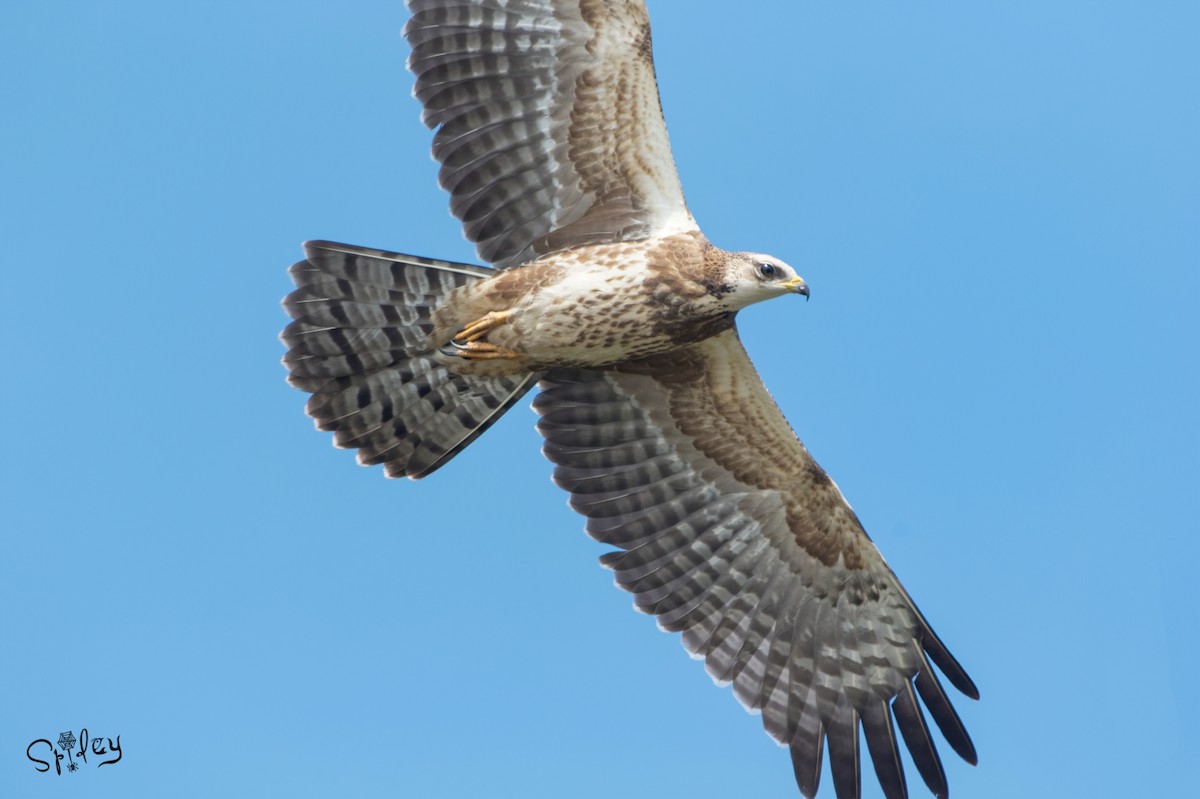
281 240 539 479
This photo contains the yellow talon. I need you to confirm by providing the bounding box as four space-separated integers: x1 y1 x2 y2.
454 310 513 344
453 340 518 361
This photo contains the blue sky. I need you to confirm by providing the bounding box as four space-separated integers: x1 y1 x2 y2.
2 1 1197 797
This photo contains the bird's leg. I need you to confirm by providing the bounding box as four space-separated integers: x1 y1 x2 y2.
453 310 513 344
450 340 519 361
447 310 518 361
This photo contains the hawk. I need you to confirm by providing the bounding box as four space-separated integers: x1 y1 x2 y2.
280 2 978 797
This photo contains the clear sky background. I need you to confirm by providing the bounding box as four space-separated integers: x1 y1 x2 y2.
2 2 1197 797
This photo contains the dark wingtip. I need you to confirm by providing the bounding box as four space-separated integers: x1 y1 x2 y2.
915 660 978 766
790 747 821 799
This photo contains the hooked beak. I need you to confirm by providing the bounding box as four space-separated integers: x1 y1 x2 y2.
781 276 810 300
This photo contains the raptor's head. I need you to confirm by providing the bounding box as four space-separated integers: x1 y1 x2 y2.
723 252 809 310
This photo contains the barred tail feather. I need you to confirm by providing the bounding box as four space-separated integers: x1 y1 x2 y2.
281 240 539 479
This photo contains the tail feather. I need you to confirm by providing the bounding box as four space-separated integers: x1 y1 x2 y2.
281 240 539 479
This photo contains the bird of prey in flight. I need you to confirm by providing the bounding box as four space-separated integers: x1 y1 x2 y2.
281 2 978 797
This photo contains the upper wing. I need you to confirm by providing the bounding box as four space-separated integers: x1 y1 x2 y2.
405 0 697 269
533 329 978 799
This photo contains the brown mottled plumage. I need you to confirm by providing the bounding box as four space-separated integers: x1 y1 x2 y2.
281 2 977 798
427 232 781 375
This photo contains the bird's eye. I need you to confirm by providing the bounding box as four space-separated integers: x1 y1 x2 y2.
758 262 776 278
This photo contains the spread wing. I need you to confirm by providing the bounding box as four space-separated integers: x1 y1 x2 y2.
405 0 697 269
534 329 978 799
